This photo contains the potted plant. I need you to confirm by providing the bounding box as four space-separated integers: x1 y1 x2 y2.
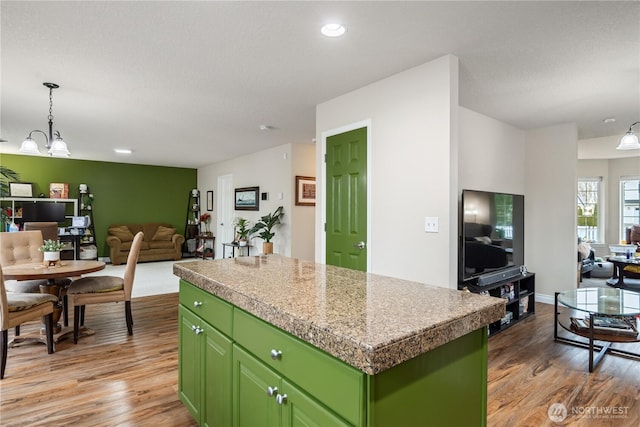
234 217 251 246
200 212 212 235
250 206 284 254
39 239 66 266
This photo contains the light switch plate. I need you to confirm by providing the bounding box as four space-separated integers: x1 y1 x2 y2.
424 216 439 233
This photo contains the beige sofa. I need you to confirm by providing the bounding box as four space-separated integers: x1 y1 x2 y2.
107 223 184 265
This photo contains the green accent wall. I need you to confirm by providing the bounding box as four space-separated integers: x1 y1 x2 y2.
1 154 196 257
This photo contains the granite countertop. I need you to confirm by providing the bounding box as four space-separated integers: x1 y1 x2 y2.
173 255 505 375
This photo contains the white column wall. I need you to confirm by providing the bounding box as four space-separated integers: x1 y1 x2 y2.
316 55 459 288
525 124 578 302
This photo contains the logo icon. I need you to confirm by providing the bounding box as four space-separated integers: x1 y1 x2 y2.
548 403 568 423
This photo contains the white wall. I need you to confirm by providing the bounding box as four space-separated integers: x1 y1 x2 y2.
290 143 316 261
458 107 525 194
198 143 315 258
525 124 578 302
316 55 459 288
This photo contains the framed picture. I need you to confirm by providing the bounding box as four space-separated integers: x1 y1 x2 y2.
295 176 316 206
207 191 214 211
235 186 259 211
9 182 33 197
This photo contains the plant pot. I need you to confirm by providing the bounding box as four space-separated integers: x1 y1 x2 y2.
43 251 61 266
238 239 248 247
262 242 274 254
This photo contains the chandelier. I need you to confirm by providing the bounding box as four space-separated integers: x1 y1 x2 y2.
19 82 71 157
616 121 640 150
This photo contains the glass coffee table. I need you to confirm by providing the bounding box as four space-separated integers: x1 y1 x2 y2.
555 287 640 372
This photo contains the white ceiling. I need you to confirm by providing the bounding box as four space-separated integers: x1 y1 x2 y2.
1 1 639 168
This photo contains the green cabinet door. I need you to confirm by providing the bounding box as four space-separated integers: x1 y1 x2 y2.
233 345 281 427
179 305 233 427
178 306 202 421
281 379 352 427
203 321 233 427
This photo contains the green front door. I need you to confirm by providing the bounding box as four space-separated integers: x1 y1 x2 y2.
326 127 368 271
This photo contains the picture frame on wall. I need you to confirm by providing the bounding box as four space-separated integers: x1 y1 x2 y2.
235 186 259 211
295 176 316 206
8 182 33 197
207 191 214 211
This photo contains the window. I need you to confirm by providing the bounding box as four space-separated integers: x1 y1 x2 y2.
577 177 602 243
620 177 640 241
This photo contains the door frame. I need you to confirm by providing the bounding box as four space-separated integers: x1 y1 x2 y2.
320 119 373 271
216 174 233 259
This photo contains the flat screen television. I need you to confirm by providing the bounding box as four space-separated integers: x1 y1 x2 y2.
21 202 67 223
460 189 524 282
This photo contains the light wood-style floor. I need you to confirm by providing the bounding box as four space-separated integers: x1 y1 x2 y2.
1 294 638 426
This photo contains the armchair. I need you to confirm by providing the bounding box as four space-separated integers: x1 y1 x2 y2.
624 225 640 279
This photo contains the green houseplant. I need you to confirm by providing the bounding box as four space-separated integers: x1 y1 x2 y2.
250 206 284 254
234 217 251 246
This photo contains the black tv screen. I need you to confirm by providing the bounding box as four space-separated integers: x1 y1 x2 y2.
460 189 524 282
21 202 67 223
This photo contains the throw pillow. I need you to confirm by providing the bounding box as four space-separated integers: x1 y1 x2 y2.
474 236 492 245
577 242 591 259
152 225 176 241
109 226 134 242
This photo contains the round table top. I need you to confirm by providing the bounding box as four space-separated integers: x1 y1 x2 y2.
2 260 106 281
558 287 640 316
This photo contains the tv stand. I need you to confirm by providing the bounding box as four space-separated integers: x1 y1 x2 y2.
460 272 535 336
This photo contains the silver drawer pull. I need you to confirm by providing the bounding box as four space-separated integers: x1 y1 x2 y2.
193 301 203 308
276 393 287 405
191 325 203 335
270 349 282 360
266 386 278 397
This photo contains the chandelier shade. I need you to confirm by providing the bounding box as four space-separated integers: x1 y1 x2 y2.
616 121 640 150
19 82 71 157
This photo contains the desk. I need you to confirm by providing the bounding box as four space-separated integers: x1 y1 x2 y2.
222 242 253 258
3 260 105 342
606 256 640 290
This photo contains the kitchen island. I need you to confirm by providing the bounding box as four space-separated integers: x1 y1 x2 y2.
174 255 504 427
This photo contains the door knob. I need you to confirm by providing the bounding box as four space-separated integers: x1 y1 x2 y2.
353 241 366 250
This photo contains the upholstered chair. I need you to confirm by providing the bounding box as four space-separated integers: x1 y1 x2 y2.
624 225 640 279
23 222 60 242
1 266 57 379
66 232 143 343
1 230 49 294
0 230 72 327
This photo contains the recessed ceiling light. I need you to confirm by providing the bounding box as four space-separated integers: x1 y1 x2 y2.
114 148 132 154
321 23 346 38
603 118 616 124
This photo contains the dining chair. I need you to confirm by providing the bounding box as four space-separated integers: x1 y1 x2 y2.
23 222 59 242
0 230 72 328
66 232 144 343
1 265 57 379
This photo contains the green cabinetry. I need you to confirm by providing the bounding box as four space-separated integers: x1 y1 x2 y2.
178 283 233 426
178 279 490 427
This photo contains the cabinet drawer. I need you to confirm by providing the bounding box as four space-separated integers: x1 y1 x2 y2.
179 280 233 336
233 309 364 426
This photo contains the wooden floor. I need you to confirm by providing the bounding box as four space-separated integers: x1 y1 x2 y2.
1 294 638 427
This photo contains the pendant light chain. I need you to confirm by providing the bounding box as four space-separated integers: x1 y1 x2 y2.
48 86 54 121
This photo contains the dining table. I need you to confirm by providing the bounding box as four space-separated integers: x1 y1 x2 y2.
3 260 106 343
